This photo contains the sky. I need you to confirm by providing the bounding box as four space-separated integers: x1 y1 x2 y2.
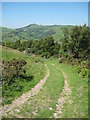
2 2 88 28
1 0 89 2
88 2 90 27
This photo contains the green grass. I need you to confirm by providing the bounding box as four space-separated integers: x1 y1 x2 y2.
0 86 2 97
1 46 46 104
1 46 88 118
35 58 64 118
5 58 64 118
2 24 72 42
59 63 88 118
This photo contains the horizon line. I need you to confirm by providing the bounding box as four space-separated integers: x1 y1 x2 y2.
1 23 87 29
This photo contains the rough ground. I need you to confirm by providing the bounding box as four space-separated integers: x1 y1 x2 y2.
3 64 50 116
53 71 72 118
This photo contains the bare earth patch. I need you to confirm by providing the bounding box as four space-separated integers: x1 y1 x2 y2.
53 71 72 118
3 64 50 117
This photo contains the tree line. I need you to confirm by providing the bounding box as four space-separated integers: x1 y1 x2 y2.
2 36 60 59
2 24 90 60
61 24 90 60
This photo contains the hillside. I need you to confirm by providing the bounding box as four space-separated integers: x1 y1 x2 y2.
2 24 72 42
1 45 47 105
2 46 88 118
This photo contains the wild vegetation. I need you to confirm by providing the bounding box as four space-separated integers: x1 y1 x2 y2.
2 24 72 42
2 58 88 118
2 24 89 78
1 24 89 118
1 47 46 105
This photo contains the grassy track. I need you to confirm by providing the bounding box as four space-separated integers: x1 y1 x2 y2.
4 58 64 118
59 63 88 118
1 47 88 118
34 59 64 118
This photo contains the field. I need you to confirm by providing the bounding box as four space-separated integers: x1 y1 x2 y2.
1 46 88 118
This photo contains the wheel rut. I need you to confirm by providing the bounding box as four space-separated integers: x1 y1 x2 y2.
53 71 72 118
3 64 50 116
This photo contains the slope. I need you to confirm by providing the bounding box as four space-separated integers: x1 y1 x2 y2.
2 24 72 42
1 46 47 105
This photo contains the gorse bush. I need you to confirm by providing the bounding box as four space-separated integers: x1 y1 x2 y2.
2 59 29 104
2 59 27 85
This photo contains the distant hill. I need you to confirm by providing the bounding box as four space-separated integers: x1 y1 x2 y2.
2 24 72 42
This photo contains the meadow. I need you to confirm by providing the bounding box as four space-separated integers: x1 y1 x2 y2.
1 46 88 118
1 24 89 118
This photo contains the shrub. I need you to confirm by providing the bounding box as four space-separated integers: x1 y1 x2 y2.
81 68 88 78
34 58 44 63
41 52 51 59
77 65 82 73
81 60 88 68
2 59 27 85
59 57 64 63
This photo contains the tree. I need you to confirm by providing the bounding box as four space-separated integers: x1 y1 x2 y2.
70 25 81 58
70 24 90 59
79 24 90 58
62 27 70 52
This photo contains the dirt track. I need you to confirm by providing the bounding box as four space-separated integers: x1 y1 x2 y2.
53 71 72 118
3 64 50 116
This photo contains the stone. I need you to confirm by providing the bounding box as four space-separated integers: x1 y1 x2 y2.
49 107 53 111
53 113 57 118
15 109 20 113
